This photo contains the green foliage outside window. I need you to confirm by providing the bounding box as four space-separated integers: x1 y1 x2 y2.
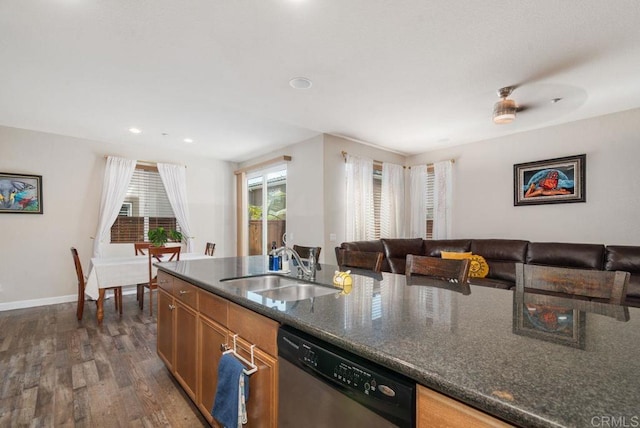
249 188 286 220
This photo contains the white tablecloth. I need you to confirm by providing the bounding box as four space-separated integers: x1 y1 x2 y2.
85 253 211 299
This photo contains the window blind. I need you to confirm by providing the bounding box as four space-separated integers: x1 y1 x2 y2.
110 166 177 243
426 165 435 239
372 165 382 240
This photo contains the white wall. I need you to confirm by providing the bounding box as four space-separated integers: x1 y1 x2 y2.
406 108 640 245
0 125 236 307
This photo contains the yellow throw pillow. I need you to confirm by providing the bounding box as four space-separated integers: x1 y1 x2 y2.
440 251 472 260
469 254 489 278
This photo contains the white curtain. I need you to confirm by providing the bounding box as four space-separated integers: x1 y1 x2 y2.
92 156 136 258
158 162 194 252
408 165 428 238
381 162 405 238
433 160 453 239
345 154 374 241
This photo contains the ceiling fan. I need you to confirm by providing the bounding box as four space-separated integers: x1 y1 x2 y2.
492 86 529 124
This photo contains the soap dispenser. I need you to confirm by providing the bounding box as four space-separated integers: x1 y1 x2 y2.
269 241 278 271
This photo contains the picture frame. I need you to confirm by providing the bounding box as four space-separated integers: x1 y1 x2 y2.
0 172 43 214
513 300 585 349
513 154 586 206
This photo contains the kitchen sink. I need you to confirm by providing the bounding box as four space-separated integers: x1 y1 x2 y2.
221 275 339 301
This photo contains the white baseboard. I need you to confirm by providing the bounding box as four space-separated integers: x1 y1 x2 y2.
0 286 139 312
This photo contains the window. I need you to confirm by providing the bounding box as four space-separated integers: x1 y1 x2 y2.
119 202 132 217
247 166 287 255
372 162 434 239
110 165 178 243
426 165 435 239
372 164 382 239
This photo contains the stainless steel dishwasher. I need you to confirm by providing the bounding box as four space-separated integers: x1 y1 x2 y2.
278 325 415 428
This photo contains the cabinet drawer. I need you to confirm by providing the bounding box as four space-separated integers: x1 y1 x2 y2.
417 385 512 427
228 302 279 356
173 278 198 309
157 271 174 294
198 289 228 326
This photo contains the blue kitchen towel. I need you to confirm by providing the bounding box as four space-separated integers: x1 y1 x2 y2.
211 353 250 428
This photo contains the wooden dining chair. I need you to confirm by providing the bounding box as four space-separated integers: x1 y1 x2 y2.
205 242 216 256
293 245 321 263
134 242 151 255
405 254 471 284
336 248 384 273
71 247 122 320
515 263 630 304
134 242 152 304
141 246 181 316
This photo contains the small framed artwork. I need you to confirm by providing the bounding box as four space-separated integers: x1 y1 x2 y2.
0 172 43 214
513 300 585 349
513 154 586 206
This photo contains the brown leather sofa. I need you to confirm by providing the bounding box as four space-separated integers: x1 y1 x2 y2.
336 239 640 308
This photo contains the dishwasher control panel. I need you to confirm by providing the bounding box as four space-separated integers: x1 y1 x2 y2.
301 343 376 392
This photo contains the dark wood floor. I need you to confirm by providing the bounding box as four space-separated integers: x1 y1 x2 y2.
0 293 208 427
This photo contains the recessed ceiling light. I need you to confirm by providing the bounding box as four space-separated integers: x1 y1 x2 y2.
184 138 194 143
129 127 142 134
289 77 312 89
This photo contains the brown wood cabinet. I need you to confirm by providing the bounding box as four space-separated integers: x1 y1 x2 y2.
197 315 228 425
157 287 174 370
174 300 198 399
157 273 199 400
157 271 279 427
417 385 512 428
231 331 278 426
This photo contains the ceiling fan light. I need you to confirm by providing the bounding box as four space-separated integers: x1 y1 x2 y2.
493 99 517 124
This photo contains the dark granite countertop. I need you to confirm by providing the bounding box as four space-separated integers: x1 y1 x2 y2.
158 256 640 428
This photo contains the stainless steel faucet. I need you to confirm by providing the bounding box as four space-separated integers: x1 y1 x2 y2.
276 246 316 280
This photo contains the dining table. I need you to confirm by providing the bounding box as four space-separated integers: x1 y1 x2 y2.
86 252 212 324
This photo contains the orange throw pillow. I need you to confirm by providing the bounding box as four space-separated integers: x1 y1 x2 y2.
440 251 472 260
468 255 489 278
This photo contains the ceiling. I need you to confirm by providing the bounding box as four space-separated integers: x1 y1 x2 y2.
1 1 639 162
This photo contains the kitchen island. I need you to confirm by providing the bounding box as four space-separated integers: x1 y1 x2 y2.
158 256 640 427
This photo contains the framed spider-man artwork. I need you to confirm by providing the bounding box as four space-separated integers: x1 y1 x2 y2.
513 154 586 206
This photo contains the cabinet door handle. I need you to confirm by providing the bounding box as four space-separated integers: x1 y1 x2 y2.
179 290 187 295
169 304 176 310
159 279 168 284
220 343 230 352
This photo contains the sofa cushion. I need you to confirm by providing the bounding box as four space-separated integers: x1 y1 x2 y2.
605 246 640 273
422 239 472 257
526 242 605 270
470 239 529 283
626 277 640 299
381 238 423 274
606 246 640 299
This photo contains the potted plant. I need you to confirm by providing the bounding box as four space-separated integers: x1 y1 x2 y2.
148 227 183 247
